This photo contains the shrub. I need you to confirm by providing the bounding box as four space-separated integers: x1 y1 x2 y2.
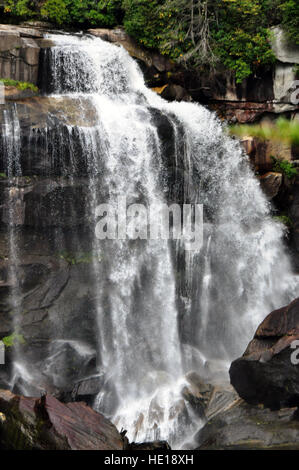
271 156 298 179
281 0 299 44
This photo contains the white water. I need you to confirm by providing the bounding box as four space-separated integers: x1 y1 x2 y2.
1 32 298 448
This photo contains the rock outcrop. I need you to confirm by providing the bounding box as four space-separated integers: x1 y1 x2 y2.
258 172 283 199
196 393 299 450
230 297 299 410
0 25 43 84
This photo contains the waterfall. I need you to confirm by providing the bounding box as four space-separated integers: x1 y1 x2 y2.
0 32 298 448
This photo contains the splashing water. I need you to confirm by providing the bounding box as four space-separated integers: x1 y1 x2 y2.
1 32 298 448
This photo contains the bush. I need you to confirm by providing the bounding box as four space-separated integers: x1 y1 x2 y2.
281 0 299 44
273 214 293 228
5 0 122 27
40 0 69 25
271 156 298 180
4 0 38 18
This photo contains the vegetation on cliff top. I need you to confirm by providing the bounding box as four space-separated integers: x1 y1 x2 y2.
1 1 299 82
230 118 299 146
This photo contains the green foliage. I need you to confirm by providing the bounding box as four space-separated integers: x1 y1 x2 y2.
271 156 298 179
230 118 299 146
0 78 38 93
75 0 123 27
2 0 299 82
273 214 293 228
213 0 276 82
4 0 38 18
5 0 122 27
280 0 299 44
123 0 277 82
59 251 100 265
2 333 26 347
122 0 167 50
40 0 69 25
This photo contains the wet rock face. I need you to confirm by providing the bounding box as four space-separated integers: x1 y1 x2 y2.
0 223 100 394
229 298 299 410
0 91 188 398
0 98 98 178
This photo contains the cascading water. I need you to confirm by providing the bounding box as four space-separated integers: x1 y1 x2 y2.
0 32 298 448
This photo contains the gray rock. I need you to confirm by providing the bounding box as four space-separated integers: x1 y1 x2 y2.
196 396 299 450
271 27 299 65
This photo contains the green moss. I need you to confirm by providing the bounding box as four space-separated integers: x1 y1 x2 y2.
58 251 100 265
273 214 293 228
2 333 26 348
0 78 38 93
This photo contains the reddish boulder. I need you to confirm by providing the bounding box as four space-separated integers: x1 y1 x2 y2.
0 389 125 450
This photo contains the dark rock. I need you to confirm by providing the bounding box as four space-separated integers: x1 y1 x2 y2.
196 394 299 450
72 374 105 406
4 86 38 101
230 298 299 410
161 84 192 102
181 372 214 418
259 172 283 200
0 389 125 450
127 441 171 450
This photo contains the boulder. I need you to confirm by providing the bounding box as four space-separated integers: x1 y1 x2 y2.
196 394 299 450
259 172 283 199
230 297 299 410
161 84 192 102
71 374 105 406
0 389 125 450
181 371 214 418
128 441 171 450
